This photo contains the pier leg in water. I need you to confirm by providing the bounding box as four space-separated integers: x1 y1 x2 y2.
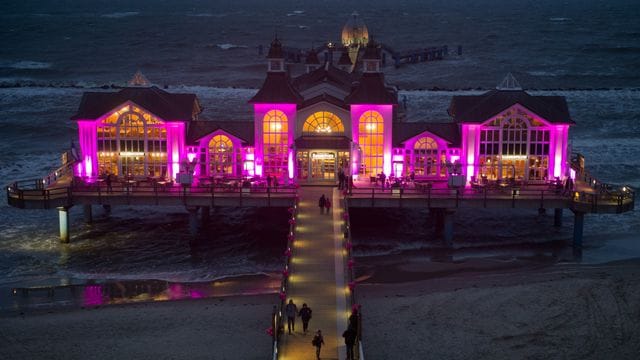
572 210 585 260
57 206 72 243
102 204 111 215
443 209 455 247
554 208 563 227
201 206 210 227
432 208 444 236
187 206 200 236
83 204 92 224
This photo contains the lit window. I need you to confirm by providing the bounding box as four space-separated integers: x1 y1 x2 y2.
358 110 384 177
303 112 345 135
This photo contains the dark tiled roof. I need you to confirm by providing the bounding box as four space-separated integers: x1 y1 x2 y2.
392 122 461 147
300 94 348 110
305 49 320 64
71 86 201 121
295 136 351 149
345 73 397 105
249 72 303 104
267 38 284 58
187 120 254 145
448 89 574 124
293 63 355 93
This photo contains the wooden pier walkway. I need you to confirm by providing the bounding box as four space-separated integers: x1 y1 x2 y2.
278 187 349 360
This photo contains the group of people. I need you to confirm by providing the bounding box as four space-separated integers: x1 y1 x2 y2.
285 300 324 359
318 194 332 214
284 299 360 360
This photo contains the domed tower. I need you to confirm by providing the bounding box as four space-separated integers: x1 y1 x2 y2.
341 12 369 48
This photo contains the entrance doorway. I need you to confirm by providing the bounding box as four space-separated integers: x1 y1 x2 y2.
311 152 335 180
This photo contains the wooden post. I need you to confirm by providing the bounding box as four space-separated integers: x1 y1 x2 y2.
553 208 563 227
58 206 71 243
187 206 200 236
83 204 92 224
573 211 585 248
443 209 455 247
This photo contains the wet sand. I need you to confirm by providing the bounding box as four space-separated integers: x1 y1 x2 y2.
0 294 276 360
357 257 640 359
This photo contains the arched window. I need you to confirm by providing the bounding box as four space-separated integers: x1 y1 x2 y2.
303 112 344 135
97 105 167 177
358 110 384 177
413 137 439 176
263 110 289 178
209 135 234 175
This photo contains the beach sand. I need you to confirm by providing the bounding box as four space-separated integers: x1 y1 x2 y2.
357 258 640 360
0 294 276 360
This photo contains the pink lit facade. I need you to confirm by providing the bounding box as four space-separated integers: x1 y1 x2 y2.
70 46 573 186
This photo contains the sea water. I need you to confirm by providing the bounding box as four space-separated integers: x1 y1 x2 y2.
0 0 639 295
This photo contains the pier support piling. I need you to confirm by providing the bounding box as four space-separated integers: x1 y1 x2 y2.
443 210 455 247
553 208 563 227
187 206 200 236
201 206 210 226
572 211 585 248
83 205 93 224
433 208 455 247
102 204 111 215
57 206 71 243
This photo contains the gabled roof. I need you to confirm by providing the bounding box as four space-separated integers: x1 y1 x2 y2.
448 89 574 124
293 63 355 93
249 72 303 104
187 120 255 145
345 73 397 105
71 86 201 121
300 93 349 110
393 122 460 147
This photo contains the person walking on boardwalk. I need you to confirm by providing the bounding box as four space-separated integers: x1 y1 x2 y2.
318 194 326 214
298 303 313 334
285 299 298 334
312 329 324 359
342 326 357 360
324 197 332 214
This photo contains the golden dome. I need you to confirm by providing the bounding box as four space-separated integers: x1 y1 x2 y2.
341 12 369 47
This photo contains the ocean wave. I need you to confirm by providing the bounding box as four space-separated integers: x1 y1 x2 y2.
287 10 305 16
101 12 139 19
1 61 52 70
549 17 571 22
216 43 248 50
527 70 567 77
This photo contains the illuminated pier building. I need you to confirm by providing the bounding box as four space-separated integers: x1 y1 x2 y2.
71 39 572 187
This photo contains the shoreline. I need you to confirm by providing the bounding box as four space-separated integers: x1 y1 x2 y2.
1 272 280 315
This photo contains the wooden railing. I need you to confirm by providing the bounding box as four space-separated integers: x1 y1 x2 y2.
342 195 364 360
6 179 298 209
271 199 299 360
347 183 634 213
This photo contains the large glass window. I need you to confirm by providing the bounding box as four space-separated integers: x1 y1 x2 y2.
208 135 234 175
263 110 289 179
478 109 550 180
358 110 384 177
413 137 439 176
97 105 167 177
302 112 345 135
